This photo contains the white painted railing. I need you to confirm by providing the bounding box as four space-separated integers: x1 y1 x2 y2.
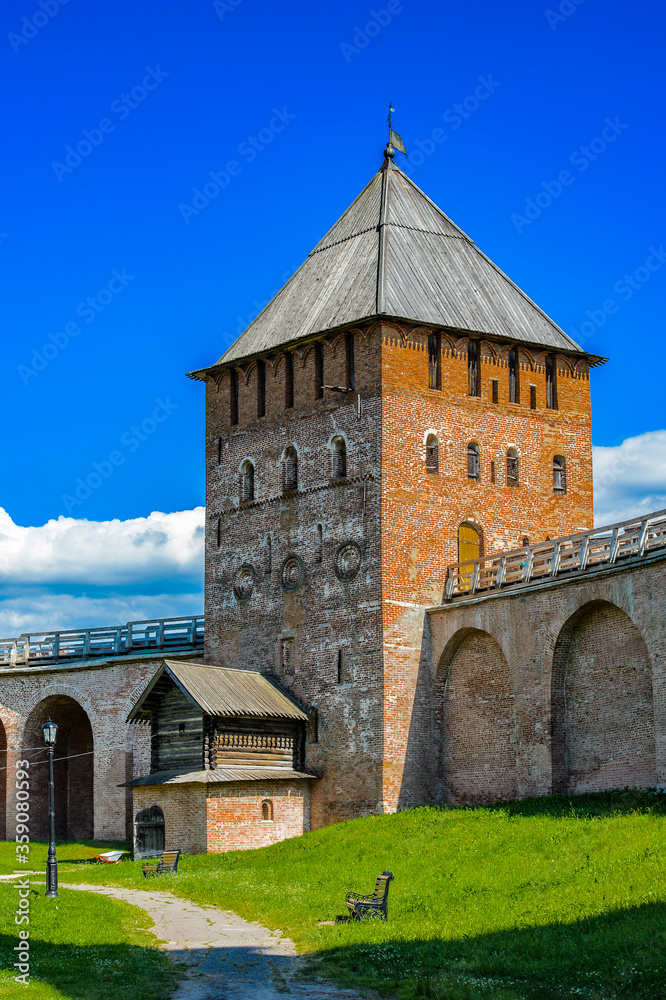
444 508 666 601
0 615 204 667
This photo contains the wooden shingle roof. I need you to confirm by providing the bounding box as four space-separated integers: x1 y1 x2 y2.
191 157 588 377
126 660 309 722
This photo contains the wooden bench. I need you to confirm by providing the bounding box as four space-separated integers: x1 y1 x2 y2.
345 871 394 922
141 850 181 878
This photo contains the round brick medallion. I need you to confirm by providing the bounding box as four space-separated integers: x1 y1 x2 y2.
233 563 256 603
280 554 304 592
334 540 362 581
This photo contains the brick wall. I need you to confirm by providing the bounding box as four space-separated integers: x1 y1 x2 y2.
0 652 197 842
204 328 386 827
133 783 207 855
206 779 310 851
379 321 594 811
428 553 666 803
132 779 310 854
436 628 518 804
203 317 598 824
552 601 656 793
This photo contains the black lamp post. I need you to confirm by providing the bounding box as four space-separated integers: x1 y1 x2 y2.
42 718 59 899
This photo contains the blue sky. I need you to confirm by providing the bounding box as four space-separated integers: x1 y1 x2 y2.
1 0 664 633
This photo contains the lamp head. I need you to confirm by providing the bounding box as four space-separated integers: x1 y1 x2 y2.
42 718 57 746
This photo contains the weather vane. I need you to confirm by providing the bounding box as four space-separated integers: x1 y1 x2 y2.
385 101 407 158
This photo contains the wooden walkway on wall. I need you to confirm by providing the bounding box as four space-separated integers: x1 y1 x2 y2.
444 508 666 601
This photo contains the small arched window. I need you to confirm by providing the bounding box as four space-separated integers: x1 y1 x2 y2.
261 799 273 821
331 437 347 479
467 442 480 480
426 435 439 474
282 446 298 492
553 455 566 493
506 448 519 488
240 460 254 502
315 524 323 563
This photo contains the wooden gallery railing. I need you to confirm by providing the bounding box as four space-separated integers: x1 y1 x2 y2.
444 508 666 601
0 615 204 668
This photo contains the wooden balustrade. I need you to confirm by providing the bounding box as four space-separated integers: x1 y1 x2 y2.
444 508 666 601
0 615 204 667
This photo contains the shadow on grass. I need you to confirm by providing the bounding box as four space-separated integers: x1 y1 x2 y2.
485 787 666 820
310 901 666 1000
0 933 180 1000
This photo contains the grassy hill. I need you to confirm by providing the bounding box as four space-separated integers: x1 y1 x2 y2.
10 789 666 999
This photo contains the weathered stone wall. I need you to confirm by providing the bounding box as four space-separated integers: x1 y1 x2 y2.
204 327 385 827
427 552 666 804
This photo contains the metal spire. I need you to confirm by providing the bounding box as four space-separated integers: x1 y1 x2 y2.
385 103 407 159
385 102 396 159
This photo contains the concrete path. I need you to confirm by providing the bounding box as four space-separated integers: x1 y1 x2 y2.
61 883 367 1000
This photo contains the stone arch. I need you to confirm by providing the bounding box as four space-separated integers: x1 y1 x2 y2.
551 600 656 794
0 717 6 840
435 627 517 804
23 695 94 840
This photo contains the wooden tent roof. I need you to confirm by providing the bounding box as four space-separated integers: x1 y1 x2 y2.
190 156 590 378
126 660 309 723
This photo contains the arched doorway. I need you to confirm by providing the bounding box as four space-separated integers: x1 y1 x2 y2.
0 718 6 841
457 522 482 591
551 601 656 793
23 696 94 840
134 805 165 858
436 628 517 804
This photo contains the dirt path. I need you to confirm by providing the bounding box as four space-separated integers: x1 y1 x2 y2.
61 883 365 1000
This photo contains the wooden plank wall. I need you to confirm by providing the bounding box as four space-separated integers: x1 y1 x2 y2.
152 681 204 771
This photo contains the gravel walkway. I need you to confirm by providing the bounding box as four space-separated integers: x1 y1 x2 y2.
61 883 366 1000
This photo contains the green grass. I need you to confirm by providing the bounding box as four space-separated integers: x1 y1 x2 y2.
0 881 181 1000
5 789 666 999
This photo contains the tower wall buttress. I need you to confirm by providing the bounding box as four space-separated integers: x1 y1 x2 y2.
378 321 594 812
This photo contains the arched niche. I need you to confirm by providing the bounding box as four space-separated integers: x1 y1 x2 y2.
435 628 517 805
551 600 656 794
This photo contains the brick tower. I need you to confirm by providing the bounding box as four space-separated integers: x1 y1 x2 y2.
189 150 601 825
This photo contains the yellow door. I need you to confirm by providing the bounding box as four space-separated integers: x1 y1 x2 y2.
458 523 480 590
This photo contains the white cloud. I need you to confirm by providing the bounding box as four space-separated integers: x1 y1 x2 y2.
0 507 205 585
0 591 203 638
593 430 666 525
